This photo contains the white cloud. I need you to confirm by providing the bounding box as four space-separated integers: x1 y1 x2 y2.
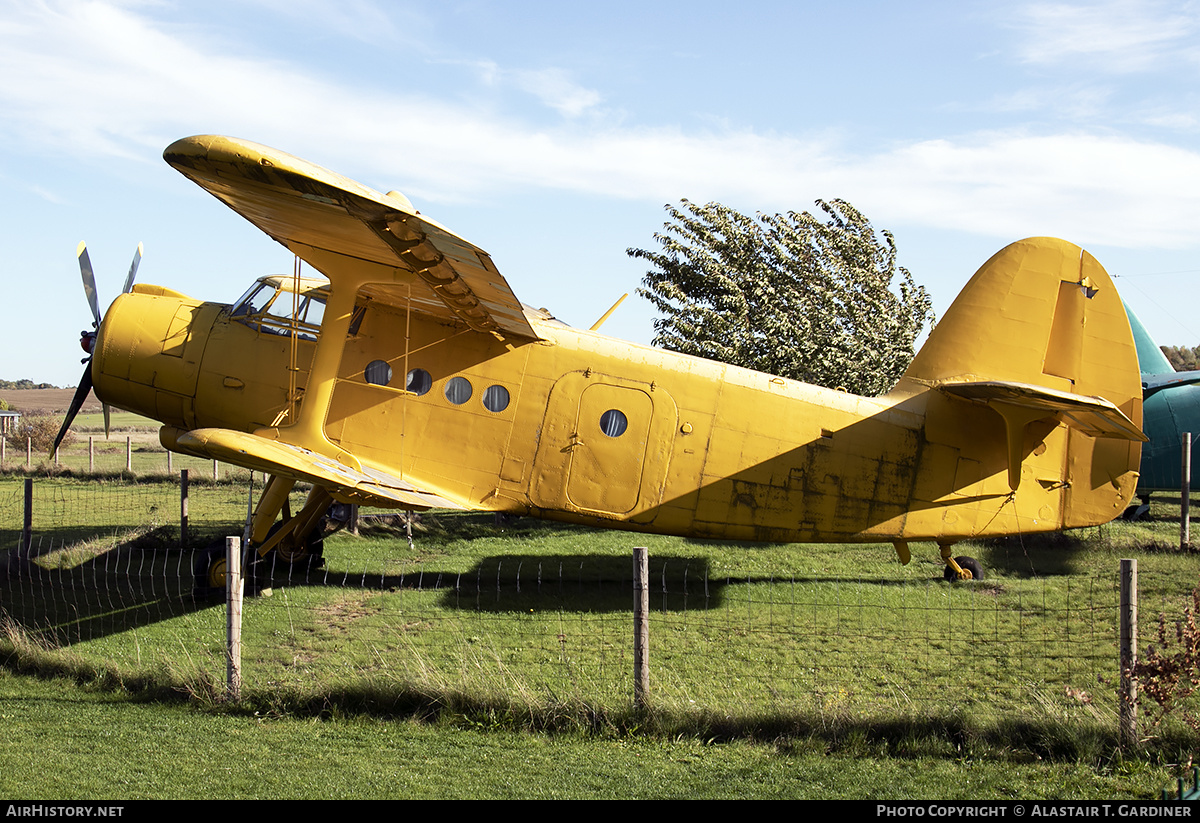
509 67 603 117
3 1 1200 252
847 133 1200 248
1010 0 1199 71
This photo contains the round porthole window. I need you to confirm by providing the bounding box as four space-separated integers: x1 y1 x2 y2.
482 385 510 413
406 368 432 396
445 376 473 405
599 409 628 437
364 360 392 386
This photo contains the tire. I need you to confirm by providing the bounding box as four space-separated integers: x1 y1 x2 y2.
943 555 984 582
193 539 263 598
1122 503 1150 521
262 522 325 572
192 540 228 598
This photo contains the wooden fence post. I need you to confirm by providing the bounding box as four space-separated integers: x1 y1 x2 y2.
633 546 649 710
213 459 219 481
88 436 94 473
1120 558 1138 748
180 469 189 549
226 535 243 702
126 436 132 472
22 478 32 558
26 437 31 468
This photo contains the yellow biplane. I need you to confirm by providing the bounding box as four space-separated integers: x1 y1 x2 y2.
57 135 1146 586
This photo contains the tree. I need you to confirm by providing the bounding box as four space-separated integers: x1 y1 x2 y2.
628 199 935 397
1161 345 1199 372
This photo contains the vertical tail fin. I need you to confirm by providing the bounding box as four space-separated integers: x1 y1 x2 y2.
894 237 1143 525
898 237 1141 412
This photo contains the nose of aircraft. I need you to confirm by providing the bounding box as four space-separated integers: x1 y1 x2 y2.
92 287 220 430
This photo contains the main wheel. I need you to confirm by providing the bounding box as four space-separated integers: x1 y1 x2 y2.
192 540 229 598
943 555 984 582
261 522 325 573
192 539 263 598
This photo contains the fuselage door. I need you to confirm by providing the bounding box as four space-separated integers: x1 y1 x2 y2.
532 372 674 517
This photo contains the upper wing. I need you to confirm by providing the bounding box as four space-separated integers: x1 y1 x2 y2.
163 135 539 340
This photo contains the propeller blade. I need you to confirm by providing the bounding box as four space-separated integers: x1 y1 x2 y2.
53 364 94 454
122 242 143 295
77 241 101 328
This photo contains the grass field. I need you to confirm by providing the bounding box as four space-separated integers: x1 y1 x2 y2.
2 474 1200 799
3 418 247 479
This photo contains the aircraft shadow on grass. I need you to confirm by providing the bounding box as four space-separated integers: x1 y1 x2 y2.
1 517 988 648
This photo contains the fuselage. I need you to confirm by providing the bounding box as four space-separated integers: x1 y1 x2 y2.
92 278 1135 545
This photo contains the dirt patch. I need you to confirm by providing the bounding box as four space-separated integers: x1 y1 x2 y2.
315 592 379 634
0 388 99 415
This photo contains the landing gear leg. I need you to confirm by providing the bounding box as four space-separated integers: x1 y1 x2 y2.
254 484 333 576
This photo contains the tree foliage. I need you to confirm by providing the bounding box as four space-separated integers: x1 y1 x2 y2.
1161 345 1200 372
0 379 57 390
629 199 935 397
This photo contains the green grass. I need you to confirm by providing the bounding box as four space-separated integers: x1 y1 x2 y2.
3 421 244 478
1 668 1174 799
2 475 1200 798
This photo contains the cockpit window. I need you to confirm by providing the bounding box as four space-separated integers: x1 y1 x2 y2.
231 280 328 341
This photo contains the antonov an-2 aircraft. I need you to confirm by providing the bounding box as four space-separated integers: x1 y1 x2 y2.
56 135 1146 588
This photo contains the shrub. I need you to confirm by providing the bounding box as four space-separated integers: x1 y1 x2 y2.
5 415 74 453
1132 579 1200 732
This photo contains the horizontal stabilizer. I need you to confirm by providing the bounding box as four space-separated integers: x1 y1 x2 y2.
939 380 1146 491
161 426 464 510
939 380 1147 442
1144 371 1200 400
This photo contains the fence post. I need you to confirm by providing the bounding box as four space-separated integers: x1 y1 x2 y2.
22 478 32 558
1183 433 1192 550
126 436 132 472
166 449 172 474
1120 558 1138 748
26 437 31 468
180 469 189 549
226 535 243 702
213 459 219 481
633 546 649 709
88 436 94 473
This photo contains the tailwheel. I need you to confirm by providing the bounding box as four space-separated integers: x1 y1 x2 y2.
943 555 984 582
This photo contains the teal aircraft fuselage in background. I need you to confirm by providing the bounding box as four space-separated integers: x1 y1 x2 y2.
1125 303 1200 502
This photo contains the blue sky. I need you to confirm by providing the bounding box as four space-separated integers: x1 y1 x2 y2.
3 0 1199 388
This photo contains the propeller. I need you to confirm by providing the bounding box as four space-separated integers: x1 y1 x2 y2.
52 242 142 453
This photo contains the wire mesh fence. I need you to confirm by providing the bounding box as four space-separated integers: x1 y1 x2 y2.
0 474 1176 727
